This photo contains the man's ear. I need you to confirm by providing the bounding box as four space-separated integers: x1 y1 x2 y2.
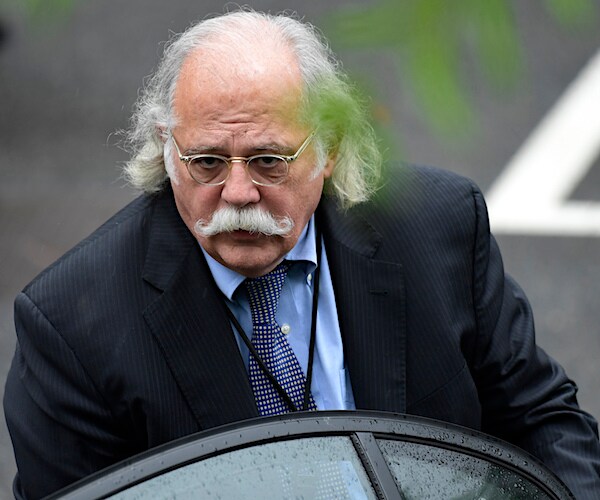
157 126 168 143
322 141 339 179
322 155 336 179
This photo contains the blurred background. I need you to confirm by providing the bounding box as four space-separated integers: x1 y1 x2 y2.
1 0 599 494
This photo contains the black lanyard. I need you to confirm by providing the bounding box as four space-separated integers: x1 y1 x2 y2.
224 227 322 413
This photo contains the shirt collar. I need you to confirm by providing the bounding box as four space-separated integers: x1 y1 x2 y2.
201 215 318 301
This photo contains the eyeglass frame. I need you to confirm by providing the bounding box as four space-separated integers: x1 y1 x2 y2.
169 131 316 187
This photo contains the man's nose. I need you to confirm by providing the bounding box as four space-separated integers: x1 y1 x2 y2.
220 160 261 207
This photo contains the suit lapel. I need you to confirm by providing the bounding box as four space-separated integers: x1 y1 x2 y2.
142 190 258 430
319 199 407 413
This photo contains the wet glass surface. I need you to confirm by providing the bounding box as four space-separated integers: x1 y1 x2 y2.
378 439 550 499
107 436 376 499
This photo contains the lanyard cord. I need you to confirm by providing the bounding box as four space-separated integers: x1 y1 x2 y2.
224 227 322 413
303 227 321 411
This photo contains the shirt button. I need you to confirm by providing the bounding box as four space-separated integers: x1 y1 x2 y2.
281 323 291 335
307 273 313 284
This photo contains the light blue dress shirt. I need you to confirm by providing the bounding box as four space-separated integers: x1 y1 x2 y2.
201 216 356 411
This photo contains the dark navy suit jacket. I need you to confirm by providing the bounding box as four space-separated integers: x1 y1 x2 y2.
5 165 600 498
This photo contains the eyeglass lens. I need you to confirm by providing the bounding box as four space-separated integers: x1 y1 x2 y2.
187 156 288 185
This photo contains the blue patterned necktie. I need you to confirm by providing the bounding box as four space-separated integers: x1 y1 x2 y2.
245 262 318 416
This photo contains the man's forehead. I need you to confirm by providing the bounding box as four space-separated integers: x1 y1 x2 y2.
173 45 304 125
183 40 300 83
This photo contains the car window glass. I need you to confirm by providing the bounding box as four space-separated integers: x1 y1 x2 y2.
377 439 551 499
107 436 377 500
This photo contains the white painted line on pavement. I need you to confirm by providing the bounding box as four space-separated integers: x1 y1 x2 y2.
486 47 600 236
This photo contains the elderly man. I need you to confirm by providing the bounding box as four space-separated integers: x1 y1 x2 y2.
4 10 600 499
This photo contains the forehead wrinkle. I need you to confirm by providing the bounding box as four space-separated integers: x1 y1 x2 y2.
184 137 294 156
183 144 224 155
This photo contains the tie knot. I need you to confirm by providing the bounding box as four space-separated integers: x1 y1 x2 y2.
245 262 289 325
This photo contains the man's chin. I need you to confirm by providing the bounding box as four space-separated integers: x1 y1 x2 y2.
215 241 287 277
222 254 284 278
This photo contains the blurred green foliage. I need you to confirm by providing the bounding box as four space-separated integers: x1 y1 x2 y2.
545 0 597 26
6 0 77 20
326 0 596 139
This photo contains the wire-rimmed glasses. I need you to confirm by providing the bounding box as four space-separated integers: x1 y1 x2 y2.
170 131 316 186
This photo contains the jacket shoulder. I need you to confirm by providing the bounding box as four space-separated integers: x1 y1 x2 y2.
378 163 479 210
359 163 486 236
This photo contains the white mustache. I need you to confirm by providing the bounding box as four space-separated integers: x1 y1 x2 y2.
194 206 294 237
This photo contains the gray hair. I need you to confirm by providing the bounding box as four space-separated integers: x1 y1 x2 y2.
123 9 382 208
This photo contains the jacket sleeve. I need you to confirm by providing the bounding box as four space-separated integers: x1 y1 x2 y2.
468 186 600 499
4 292 132 499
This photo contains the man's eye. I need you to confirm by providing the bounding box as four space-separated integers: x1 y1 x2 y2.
251 156 284 169
191 156 225 169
